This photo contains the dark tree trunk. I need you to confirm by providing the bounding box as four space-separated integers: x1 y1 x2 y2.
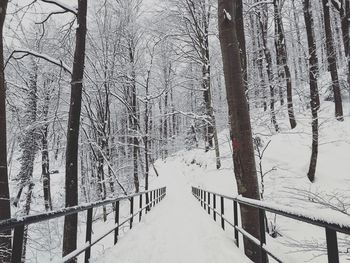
258 3 279 132
42 83 52 211
21 183 34 262
256 25 267 111
164 90 169 157
322 0 344 120
304 0 320 182
292 0 305 83
0 2 11 262
144 96 150 210
158 98 163 160
218 1 266 262
274 0 297 129
129 42 139 193
335 0 350 108
62 0 87 260
202 14 221 168
235 0 247 87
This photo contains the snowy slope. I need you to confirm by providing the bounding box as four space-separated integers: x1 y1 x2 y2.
147 99 350 262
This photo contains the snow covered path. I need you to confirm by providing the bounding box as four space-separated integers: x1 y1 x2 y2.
94 161 250 263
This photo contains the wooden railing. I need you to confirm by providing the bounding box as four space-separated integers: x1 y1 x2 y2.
192 186 350 263
0 187 166 263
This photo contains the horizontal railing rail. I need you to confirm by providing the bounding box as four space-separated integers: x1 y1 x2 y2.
192 186 350 263
1 186 166 263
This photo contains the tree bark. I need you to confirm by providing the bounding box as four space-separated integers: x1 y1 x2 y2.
129 41 140 193
202 8 221 168
304 0 320 182
291 0 305 83
235 0 248 96
62 0 87 260
274 0 297 129
334 0 350 110
218 1 266 262
322 0 344 120
0 2 11 262
258 3 279 132
42 81 52 211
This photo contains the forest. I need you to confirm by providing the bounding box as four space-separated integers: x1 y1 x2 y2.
0 0 350 262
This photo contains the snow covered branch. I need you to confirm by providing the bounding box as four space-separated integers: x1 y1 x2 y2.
6 49 72 75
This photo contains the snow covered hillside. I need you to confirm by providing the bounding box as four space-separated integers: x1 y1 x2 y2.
142 99 350 262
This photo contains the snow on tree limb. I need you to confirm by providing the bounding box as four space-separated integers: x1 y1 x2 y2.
6 49 72 75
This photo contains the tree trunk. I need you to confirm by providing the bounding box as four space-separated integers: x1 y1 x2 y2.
291 0 305 83
258 3 279 132
218 1 266 262
202 16 221 168
304 0 320 182
14 62 39 263
144 95 150 210
129 42 139 193
42 83 52 211
337 0 350 111
235 0 247 92
322 0 344 120
0 2 11 262
164 90 168 157
21 183 34 262
256 23 267 111
274 0 297 129
62 0 87 260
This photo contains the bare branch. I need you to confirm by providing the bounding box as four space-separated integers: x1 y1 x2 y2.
6 49 72 75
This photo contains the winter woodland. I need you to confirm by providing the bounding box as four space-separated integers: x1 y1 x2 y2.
0 0 350 262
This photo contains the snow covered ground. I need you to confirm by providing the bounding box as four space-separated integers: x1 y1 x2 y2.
12 99 350 262
94 161 250 263
93 100 350 262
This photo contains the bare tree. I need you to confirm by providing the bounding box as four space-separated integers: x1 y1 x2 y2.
257 1 279 132
303 0 320 182
0 1 11 262
322 0 344 121
218 1 266 262
62 0 88 259
274 0 297 129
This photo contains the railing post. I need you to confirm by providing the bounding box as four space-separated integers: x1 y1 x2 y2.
204 190 207 210
114 200 119 244
200 189 203 207
325 227 339 263
207 192 211 215
84 208 93 263
220 196 225 230
258 208 267 263
233 201 239 247
130 197 134 229
153 190 156 206
11 224 24 263
139 194 143 222
213 194 216 221
150 191 153 209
